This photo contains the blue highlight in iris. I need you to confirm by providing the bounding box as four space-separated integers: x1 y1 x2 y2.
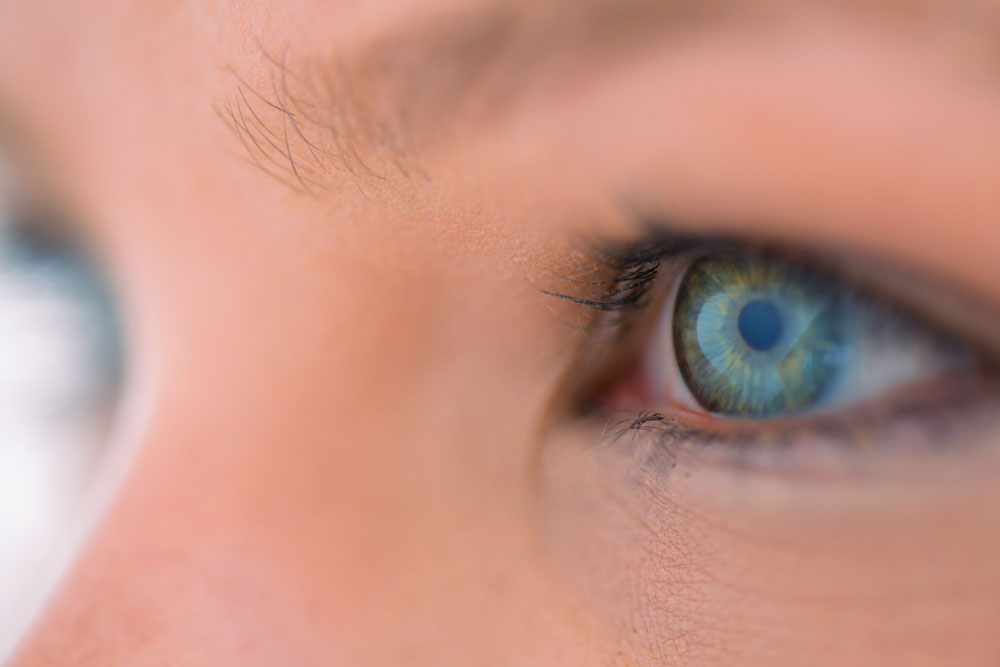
737 299 783 351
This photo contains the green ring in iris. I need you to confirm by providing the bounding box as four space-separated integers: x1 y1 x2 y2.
673 255 847 418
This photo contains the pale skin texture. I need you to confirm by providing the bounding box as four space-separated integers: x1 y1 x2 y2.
1 0 999 665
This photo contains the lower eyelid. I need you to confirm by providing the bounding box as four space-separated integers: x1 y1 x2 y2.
594 379 1000 478
612 374 1000 488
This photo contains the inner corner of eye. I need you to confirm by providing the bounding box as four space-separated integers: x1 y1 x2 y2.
588 260 694 416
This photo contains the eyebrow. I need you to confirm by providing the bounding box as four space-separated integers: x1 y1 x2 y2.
220 0 986 195
220 0 753 193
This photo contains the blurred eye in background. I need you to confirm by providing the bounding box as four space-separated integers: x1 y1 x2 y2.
0 147 123 652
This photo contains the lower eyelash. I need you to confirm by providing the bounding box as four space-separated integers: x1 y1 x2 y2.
598 375 1000 474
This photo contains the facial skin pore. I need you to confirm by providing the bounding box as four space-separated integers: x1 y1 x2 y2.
0 0 998 665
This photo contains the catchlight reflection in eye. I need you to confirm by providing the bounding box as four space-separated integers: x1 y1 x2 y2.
0 156 122 652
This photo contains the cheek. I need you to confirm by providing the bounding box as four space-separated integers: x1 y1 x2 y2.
539 427 1000 665
537 428 712 661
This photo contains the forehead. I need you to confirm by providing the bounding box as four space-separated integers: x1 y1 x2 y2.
208 0 1000 195
0 0 995 155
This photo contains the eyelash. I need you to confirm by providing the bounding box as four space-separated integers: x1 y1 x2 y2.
602 387 995 473
549 230 1000 471
540 233 710 327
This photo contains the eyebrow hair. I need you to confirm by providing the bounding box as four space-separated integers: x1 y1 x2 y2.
219 0 989 195
219 0 747 194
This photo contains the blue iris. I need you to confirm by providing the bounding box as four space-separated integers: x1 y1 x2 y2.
673 256 848 417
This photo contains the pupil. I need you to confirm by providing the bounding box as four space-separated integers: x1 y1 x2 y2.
738 299 783 351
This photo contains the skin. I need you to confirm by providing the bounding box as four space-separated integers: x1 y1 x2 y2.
1 0 999 664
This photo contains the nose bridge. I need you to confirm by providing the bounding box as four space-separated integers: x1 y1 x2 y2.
28 284 503 656
5 138 588 660
20 371 555 664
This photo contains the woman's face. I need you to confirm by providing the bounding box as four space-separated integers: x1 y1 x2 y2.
2 0 999 664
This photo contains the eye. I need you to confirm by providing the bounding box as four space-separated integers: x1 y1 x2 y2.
570 236 994 443
662 253 973 419
0 149 124 653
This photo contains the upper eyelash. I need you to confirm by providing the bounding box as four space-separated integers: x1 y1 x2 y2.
539 261 659 314
541 229 710 318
